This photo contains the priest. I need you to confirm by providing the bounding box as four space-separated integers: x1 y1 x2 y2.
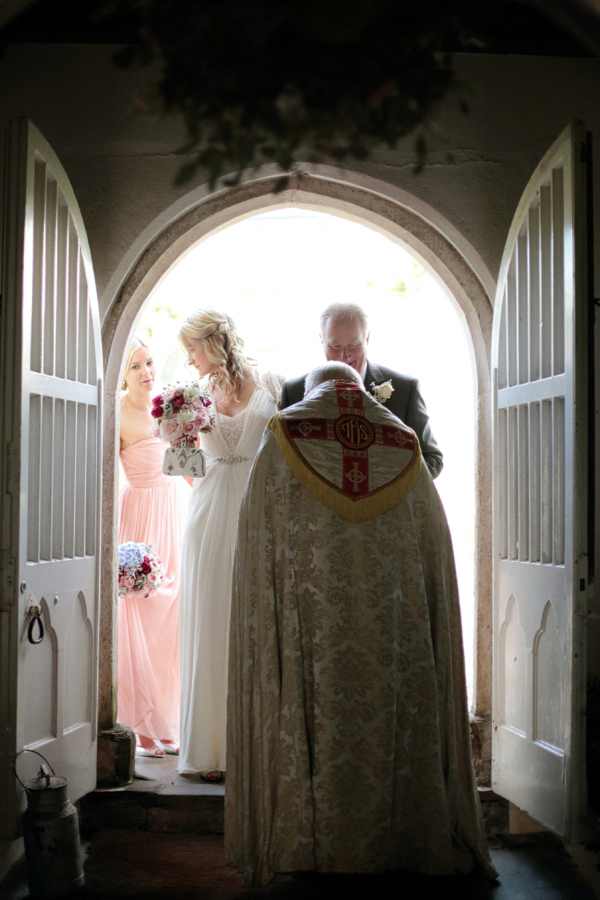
225 362 495 887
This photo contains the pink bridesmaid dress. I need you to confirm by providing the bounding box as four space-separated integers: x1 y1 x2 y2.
118 437 191 744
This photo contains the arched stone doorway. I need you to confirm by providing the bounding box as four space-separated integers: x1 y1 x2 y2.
99 167 494 731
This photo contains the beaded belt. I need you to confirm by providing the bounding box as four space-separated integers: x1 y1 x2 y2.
212 455 252 464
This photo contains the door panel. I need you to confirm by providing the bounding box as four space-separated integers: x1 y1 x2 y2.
0 120 102 838
492 122 590 839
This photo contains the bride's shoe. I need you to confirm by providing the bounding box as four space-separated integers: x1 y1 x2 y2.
160 740 180 756
200 770 224 783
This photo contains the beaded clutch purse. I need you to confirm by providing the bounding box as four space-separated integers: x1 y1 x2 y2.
162 446 206 477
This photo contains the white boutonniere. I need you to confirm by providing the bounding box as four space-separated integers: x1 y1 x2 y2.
371 380 394 404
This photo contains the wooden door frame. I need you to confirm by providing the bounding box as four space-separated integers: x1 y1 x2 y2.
99 166 495 729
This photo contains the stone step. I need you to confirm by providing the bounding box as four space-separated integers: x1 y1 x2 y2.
478 786 509 836
80 756 509 839
80 755 225 835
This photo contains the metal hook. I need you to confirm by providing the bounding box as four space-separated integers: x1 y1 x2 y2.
27 615 44 645
24 595 44 645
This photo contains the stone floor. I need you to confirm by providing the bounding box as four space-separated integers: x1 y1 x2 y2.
1 755 598 899
2 833 598 900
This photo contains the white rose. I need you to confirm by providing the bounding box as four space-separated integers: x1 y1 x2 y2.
184 385 200 400
178 407 196 424
378 381 394 401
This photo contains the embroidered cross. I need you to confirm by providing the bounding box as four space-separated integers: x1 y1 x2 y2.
345 462 367 492
393 430 412 447
339 388 360 408
297 420 320 438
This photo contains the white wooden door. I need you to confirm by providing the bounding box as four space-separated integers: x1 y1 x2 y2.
492 122 590 839
0 120 102 838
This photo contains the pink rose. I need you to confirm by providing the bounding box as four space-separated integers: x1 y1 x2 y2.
159 418 184 443
183 420 197 436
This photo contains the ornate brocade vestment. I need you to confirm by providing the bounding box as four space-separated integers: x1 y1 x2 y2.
225 381 496 887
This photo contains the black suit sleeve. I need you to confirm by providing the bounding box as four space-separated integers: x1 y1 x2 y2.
404 379 443 479
279 381 290 411
279 376 307 410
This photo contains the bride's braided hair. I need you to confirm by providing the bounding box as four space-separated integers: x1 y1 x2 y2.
179 309 253 399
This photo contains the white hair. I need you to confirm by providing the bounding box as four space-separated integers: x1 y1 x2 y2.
319 302 369 341
304 361 362 396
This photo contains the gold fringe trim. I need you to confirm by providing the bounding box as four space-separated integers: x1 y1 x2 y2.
268 414 422 524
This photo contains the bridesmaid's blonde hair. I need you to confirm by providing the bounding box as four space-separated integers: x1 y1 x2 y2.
121 336 149 392
179 309 252 399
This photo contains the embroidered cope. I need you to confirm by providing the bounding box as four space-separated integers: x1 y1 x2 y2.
225 381 496 886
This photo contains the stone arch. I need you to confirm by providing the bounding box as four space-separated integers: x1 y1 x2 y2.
99 166 495 727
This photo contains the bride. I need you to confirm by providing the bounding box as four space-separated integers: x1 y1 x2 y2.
177 309 282 779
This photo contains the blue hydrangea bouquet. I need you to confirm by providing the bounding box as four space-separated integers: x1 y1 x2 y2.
118 541 165 598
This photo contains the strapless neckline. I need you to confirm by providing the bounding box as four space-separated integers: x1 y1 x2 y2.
121 436 160 453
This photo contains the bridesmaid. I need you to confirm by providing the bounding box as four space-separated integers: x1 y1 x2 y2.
118 337 191 757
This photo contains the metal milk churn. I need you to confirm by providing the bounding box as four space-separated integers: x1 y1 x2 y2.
15 750 84 897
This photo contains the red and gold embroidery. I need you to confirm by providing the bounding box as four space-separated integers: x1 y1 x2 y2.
269 382 422 523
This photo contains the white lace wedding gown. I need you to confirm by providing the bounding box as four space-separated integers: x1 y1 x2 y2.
178 371 282 774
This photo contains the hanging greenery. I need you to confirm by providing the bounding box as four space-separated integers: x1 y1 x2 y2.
100 0 485 189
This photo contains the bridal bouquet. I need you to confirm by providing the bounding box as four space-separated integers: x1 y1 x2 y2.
118 542 165 598
151 382 214 477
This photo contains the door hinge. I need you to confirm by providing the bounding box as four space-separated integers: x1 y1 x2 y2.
0 548 16 610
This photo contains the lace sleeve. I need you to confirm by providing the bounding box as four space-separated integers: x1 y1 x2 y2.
254 370 284 404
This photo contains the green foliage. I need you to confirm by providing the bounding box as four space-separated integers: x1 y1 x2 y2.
151 303 183 321
100 0 483 189
392 280 408 295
